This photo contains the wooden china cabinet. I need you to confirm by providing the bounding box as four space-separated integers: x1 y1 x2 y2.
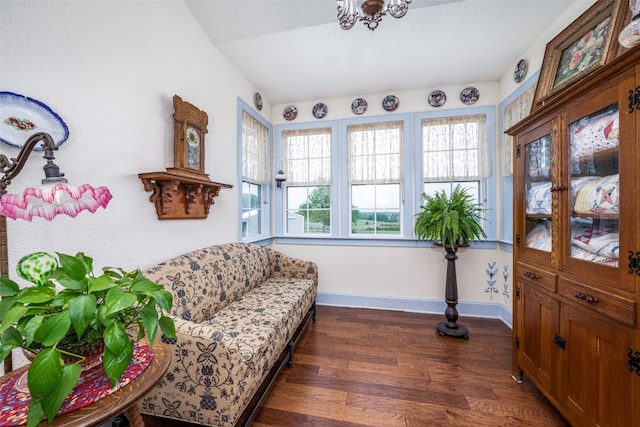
508 46 640 427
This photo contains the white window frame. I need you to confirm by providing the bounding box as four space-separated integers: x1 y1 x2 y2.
237 98 271 242
413 107 497 245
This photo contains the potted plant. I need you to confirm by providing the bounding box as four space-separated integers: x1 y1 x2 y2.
0 251 176 427
414 184 487 339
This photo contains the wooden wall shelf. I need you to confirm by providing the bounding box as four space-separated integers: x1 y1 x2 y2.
138 168 232 220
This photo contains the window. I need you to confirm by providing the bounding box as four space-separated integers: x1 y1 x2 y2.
281 128 332 235
418 111 495 241
348 121 403 236
240 107 270 239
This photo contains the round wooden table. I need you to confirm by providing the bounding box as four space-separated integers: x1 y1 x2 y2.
8 340 170 427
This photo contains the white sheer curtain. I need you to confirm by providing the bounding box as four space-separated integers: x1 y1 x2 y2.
422 114 490 181
282 128 331 185
242 110 269 184
502 85 535 176
348 122 402 184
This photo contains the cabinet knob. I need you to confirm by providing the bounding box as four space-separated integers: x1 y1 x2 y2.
524 271 538 280
574 291 598 303
549 185 566 192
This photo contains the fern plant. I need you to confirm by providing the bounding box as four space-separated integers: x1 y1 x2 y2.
414 184 487 250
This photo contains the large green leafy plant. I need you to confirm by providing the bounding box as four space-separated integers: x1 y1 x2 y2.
414 184 487 250
0 251 176 427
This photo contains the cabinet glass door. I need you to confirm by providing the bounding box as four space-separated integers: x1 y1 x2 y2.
567 103 619 270
523 134 553 253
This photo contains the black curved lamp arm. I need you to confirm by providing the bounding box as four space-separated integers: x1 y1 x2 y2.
0 132 65 196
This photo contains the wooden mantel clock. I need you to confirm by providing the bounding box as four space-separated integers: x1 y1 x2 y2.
138 95 232 220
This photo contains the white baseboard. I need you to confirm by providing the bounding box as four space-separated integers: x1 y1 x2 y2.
316 291 513 329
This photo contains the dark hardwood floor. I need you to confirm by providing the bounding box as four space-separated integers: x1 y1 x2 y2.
143 305 569 426
252 305 569 427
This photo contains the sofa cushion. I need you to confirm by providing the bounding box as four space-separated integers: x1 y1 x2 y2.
143 277 316 426
144 243 270 323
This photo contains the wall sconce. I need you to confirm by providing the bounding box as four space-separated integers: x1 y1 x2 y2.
0 132 112 372
0 132 112 221
274 159 287 188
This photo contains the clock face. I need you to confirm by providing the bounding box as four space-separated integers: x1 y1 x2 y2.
185 125 201 169
186 126 200 146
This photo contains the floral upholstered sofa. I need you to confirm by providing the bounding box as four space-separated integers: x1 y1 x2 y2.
138 242 317 426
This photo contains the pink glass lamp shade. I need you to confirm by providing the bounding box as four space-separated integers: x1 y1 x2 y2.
0 182 112 221
0 132 112 221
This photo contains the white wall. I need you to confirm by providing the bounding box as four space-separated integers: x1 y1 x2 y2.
0 1 261 275
0 0 596 325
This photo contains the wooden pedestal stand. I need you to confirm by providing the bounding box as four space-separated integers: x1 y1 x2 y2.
435 244 469 339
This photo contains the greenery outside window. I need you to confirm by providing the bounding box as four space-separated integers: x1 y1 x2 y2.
348 121 403 236
282 128 332 235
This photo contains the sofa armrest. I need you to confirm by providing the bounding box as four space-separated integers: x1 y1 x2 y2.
265 248 318 286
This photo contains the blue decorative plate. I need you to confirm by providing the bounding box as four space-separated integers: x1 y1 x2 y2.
312 103 328 119
0 92 69 150
254 92 263 111
351 98 368 115
382 95 399 112
514 59 528 83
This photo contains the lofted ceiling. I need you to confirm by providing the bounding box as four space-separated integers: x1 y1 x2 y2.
186 0 579 105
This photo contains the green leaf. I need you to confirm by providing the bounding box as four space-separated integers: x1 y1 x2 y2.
152 289 173 312
69 294 97 338
40 363 81 424
159 315 176 339
34 311 71 346
0 343 15 364
138 303 158 343
26 399 46 427
103 323 133 384
1 326 23 347
105 287 137 314
0 305 28 334
28 348 64 397
56 252 88 282
88 274 116 293
0 277 19 296
24 316 44 347
52 276 84 291
131 278 161 293
16 286 56 304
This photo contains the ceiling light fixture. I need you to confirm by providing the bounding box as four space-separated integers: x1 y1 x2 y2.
337 0 412 31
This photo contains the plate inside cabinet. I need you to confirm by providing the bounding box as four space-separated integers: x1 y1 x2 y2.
0 91 69 150
351 98 368 115
312 103 328 119
283 105 298 121
427 90 446 108
382 95 399 112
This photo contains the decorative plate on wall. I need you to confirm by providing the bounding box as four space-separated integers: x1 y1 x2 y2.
0 91 69 150
351 98 368 115
283 105 298 121
514 59 528 83
427 90 447 108
382 95 399 112
254 92 263 110
312 103 328 119
460 87 480 105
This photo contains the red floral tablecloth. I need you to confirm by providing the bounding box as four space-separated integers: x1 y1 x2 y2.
0 342 154 426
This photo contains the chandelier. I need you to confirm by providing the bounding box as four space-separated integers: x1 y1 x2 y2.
337 0 412 31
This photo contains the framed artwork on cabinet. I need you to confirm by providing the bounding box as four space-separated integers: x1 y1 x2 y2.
532 0 627 110
172 95 208 174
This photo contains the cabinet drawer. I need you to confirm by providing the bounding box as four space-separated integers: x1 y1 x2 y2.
516 262 557 293
559 278 636 328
